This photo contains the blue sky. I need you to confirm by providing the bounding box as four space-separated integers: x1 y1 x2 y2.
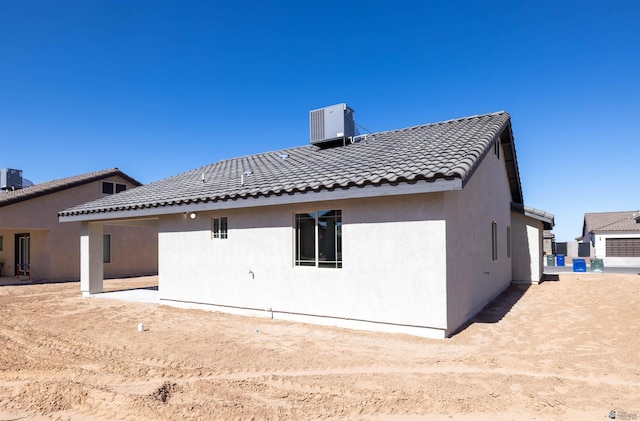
1 0 638 241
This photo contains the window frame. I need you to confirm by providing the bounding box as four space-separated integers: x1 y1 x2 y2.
294 209 342 268
491 221 498 261
211 217 228 239
102 181 127 195
103 234 111 264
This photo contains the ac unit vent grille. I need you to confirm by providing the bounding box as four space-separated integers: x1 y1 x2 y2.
310 109 325 142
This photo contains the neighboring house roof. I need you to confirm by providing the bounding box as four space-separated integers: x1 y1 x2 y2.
511 203 555 229
543 230 555 240
583 211 640 235
0 168 141 208
59 111 523 219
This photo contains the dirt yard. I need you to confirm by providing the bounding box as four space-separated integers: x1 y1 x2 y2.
0 273 638 420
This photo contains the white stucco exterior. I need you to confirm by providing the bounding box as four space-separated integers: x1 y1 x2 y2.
444 141 516 331
157 194 450 337
72 141 546 339
511 212 544 284
582 231 640 267
65 117 550 339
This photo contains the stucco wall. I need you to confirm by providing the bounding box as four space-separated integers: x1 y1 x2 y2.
444 145 513 334
511 212 543 284
0 176 157 280
158 194 450 338
592 232 640 267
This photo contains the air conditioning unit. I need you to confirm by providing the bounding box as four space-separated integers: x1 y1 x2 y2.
0 168 23 190
309 103 355 145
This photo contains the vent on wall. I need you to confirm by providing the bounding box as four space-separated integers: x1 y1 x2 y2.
309 103 355 145
0 168 23 190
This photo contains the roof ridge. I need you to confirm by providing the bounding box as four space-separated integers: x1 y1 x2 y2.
372 111 507 137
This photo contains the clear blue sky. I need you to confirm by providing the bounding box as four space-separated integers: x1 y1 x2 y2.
1 0 638 241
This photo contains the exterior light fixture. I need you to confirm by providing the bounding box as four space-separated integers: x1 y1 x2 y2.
188 212 197 219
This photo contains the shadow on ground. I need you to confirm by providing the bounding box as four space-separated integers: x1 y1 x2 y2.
0 277 79 287
473 284 531 324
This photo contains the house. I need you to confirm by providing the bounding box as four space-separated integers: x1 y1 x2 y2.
580 211 640 267
59 108 553 339
543 230 555 256
0 168 157 281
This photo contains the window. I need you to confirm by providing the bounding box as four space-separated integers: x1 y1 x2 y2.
295 210 342 268
103 234 111 263
102 182 127 195
212 217 228 239
494 139 500 159
102 182 114 194
507 226 511 258
491 221 498 261
0 235 3 251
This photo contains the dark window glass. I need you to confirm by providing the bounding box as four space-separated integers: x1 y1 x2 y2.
220 217 228 239
102 182 114 194
115 183 127 193
212 217 228 239
295 210 342 268
103 235 111 263
492 222 498 261
295 212 316 266
318 210 342 268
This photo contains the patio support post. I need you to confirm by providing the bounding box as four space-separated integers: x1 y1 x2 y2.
80 221 104 296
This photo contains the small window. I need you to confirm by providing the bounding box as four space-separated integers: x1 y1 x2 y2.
212 217 228 239
102 181 127 195
491 221 498 261
0 235 3 251
295 210 342 268
494 140 500 159
102 182 114 194
103 234 111 263
507 226 511 258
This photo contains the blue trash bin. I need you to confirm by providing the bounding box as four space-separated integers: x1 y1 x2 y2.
556 255 565 267
573 258 586 272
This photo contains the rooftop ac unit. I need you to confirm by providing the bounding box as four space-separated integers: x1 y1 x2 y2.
0 168 23 190
309 103 355 145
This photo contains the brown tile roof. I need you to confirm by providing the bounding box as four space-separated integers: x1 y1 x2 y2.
59 112 521 218
583 211 640 233
0 168 141 208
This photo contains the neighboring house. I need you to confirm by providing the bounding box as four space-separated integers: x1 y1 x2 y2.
543 230 555 255
0 168 158 281
59 109 553 339
580 211 640 267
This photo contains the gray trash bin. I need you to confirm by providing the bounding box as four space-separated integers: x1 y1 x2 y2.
590 258 604 273
546 255 555 266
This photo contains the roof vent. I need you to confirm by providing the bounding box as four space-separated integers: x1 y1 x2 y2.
0 168 23 190
309 103 355 146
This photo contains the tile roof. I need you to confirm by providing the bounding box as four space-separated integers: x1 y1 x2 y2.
583 211 640 233
59 111 515 218
0 169 141 208
511 203 555 229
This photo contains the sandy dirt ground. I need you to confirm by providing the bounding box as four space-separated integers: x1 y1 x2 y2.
0 273 639 420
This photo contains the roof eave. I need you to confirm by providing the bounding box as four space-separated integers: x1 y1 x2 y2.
59 177 463 222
